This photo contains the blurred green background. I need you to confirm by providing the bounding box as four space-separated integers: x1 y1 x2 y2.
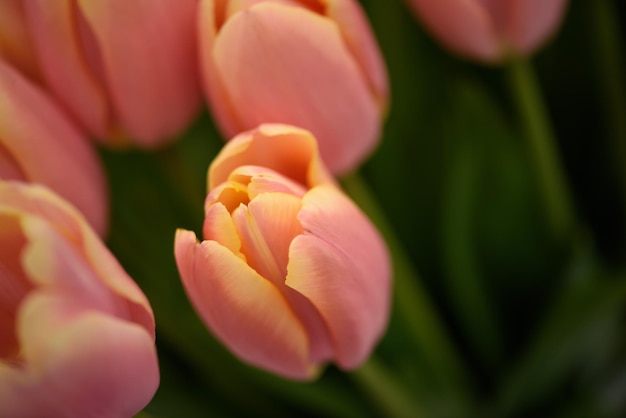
100 0 626 416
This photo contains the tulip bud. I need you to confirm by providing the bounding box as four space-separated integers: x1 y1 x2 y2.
0 60 108 236
0 182 159 417
175 124 391 380
198 0 389 174
20 0 201 147
406 0 568 62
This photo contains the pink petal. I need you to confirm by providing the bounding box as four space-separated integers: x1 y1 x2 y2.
407 0 502 62
212 3 380 173
24 0 110 138
286 185 391 369
0 0 40 81
208 124 334 191
77 0 201 146
505 0 568 55
0 183 154 337
174 229 315 379
326 0 389 107
231 192 303 284
0 62 109 236
0 311 158 418
199 0 243 137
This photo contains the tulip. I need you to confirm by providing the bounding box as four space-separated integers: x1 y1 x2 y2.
406 0 568 62
175 124 391 380
0 60 108 236
20 0 201 147
0 182 159 417
198 0 389 174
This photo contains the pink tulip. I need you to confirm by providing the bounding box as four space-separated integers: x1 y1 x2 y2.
0 182 159 417
0 60 108 236
19 0 201 147
175 124 391 380
406 0 568 62
198 0 389 174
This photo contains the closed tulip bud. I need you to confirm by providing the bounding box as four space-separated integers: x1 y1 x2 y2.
0 60 108 236
0 182 159 417
20 0 201 147
406 0 568 62
175 124 391 380
199 0 389 174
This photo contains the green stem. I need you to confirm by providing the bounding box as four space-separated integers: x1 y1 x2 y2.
342 173 471 405
351 357 421 418
589 0 626 235
505 58 577 243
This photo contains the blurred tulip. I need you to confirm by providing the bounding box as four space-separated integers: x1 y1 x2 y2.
0 182 159 417
198 0 389 174
19 0 201 147
0 60 108 236
175 124 391 380
406 0 568 62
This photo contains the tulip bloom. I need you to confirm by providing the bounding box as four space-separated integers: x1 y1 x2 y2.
406 0 568 62
175 124 391 380
20 0 201 147
0 60 108 236
198 0 389 174
0 182 159 417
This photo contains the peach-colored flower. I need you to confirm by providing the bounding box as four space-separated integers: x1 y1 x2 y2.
0 182 158 418
0 60 108 236
18 0 201 147
406 0 568 62
175 124 391 380
198 0 389 174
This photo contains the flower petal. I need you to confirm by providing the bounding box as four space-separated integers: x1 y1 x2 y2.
24 0 109 138
0 310 158 418
0 62 109 235
326 0 388 107
407 0 501 62
213 3 380 173
505 0 568 55
286 185 391 369
175 229 314 379
208 124 334 191
0 183 154 337
77 0 201 146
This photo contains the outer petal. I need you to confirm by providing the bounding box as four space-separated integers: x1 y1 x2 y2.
77 0 201 146
209 124 334 191
326 0 389 107
0 183 154 336
24 0 110 138
199 0 243 137
286 185 391 369
0 0 40 81
0 311 158 418
406 0 502 62
174 229 314 379
505 0 568 55
213 3 380 173
0 62 108 235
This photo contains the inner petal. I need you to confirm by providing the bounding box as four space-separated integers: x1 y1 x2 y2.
0 214 33 362
231 192 302 285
